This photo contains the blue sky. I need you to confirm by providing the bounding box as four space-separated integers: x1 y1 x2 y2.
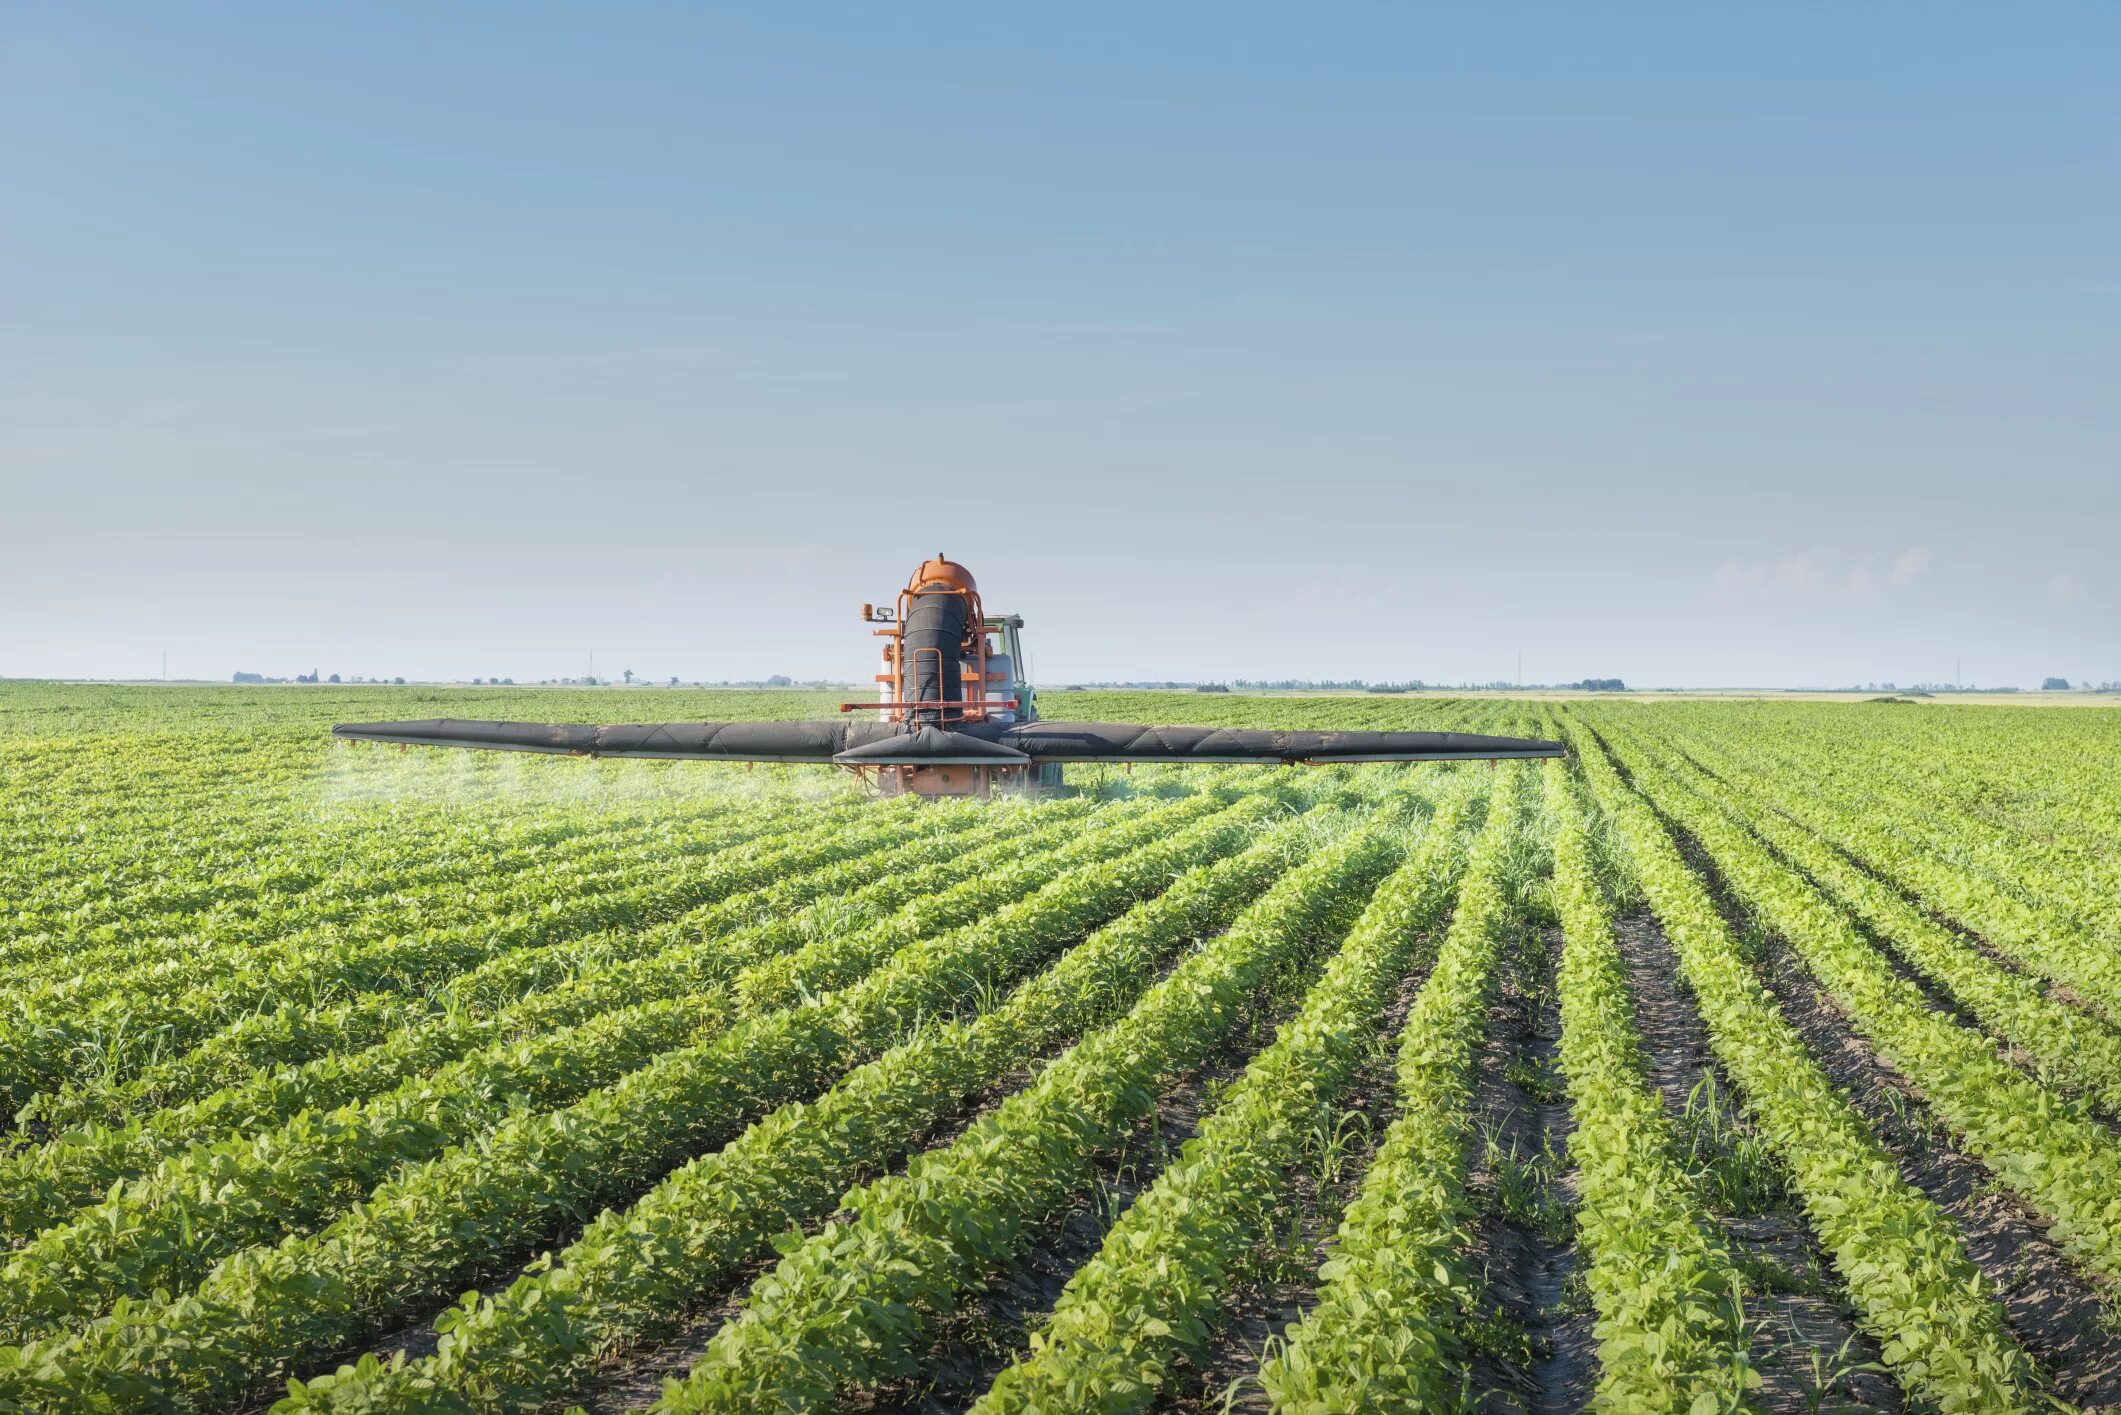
4 3 2116 687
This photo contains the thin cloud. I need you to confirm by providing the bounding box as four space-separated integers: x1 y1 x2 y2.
1715 546 1932 601
1889 547 1932 587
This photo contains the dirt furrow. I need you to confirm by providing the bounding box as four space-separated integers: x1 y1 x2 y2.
1646 800 2121 1411
849 1052 1247 1413
1748 924 2121 1410
1154 952 1430 1413
1457 920 1592 1414
1608 912 1902 1413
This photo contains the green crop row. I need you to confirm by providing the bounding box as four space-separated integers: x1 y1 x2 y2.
9 797 999 1139
1625 726 2121 1122
0 798 1079 1237
1658 715 2121 1012
1707 705 2121 915
1567 721 2036 1413
1543 758 1755 1412
8 791 872 1010
0 797 907 1111
0 795 1209 1342
274 795 1378 1410
6 796 781 992
651 811 1414 1413
1603 726 2121 1303
19 793 1073 1135
4 772 728 962
966 775 1486 1415
1256 763 1528 1413
0 794 1289 1410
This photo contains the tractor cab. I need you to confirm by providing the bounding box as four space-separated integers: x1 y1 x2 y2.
848 557 1058 798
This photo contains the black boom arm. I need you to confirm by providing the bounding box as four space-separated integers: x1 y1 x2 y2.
330 718 1565 765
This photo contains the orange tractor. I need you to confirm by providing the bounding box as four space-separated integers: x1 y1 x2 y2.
335 555 1563 798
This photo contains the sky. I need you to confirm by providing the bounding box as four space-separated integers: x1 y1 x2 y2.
3 3 2116 689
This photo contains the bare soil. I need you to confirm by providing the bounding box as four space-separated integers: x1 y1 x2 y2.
1609 911 1902 1414
1646 791 2121 1412
1458 921 1595 1415
1158 950 1430 1413
577 914 1326 1413
848 1049 1263 1411
1657 738 2121 1030
1749 925 2121 1411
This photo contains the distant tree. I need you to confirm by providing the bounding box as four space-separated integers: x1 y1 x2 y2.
766 674 793 687
623 669 635 685
393 676 405 685
1574 678 1627 692
669 676 679 687
2043 676 2072 691
327 673 341 684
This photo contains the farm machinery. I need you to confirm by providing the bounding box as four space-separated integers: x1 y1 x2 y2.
333 556 1564 797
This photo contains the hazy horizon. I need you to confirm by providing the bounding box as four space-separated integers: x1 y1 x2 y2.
6 6 2116 689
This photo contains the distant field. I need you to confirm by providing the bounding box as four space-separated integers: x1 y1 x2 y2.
5 683 2121 1412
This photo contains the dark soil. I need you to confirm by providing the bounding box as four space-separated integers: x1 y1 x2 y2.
572 1275 760 1413
1459 922 1595 1415
847 1052 1249 1413
1158 951 1431 1413
846 902 1383 1413
572 915 1314 1414
1632 768 2121 1413
1748 925 2121 1411
1609 912 1903 1414
1653 736 2121 1030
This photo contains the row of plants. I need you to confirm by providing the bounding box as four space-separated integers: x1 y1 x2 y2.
0 794 942 1112
0 795 1218 1339
12 782 873 999
963 776 1488 1414
1254 764 1530 1412
649 813 1417 1413
0 794 1295 1409
1651 716 2121 1024
0 795 1095 1232
0 685 861 952
12 795 1010 1133
7 794 777 990
1566 721 2038 1413
5 797 850 1093
1603 726 2121 1296
29 797 1077 1137
1712 701 2121 897
1 753 648 954
275 793 1391 1410
1625 725 2121 1121
1541 758 1756 1412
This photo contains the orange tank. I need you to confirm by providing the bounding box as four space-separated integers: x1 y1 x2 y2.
907 555 977 596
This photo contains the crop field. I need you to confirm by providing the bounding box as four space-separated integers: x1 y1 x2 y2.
7 684 2121 1414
